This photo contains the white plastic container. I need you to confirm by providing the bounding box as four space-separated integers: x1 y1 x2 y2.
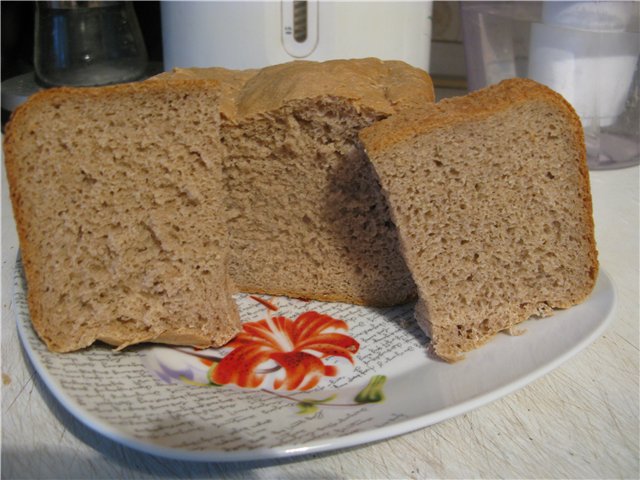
461 1 639 170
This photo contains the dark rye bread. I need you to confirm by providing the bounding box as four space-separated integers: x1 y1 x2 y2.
360 78 598 361
157 59 435 306
4 80 241 352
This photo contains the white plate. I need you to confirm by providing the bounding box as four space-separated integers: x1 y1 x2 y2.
14 256 615 462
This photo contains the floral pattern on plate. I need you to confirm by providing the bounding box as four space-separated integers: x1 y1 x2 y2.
143 295 388 414
14 254 615 461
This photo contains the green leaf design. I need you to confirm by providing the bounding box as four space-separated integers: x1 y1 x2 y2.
302 394 337 404
297 402 319 415
355 375 387 403
296 394 337 415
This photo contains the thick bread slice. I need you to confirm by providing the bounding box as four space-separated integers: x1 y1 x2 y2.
158 59 435 306
4 79 241 352
360 78 598 361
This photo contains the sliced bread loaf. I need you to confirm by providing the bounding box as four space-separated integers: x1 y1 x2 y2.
360 78 598 361
4 79 241 352
158 59 435 306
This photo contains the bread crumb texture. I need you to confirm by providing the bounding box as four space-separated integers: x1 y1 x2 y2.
361 78 598 361
5 59 436 353
161 58 435 306
4 80 241 352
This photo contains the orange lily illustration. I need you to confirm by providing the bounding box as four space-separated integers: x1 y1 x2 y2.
210 310 360 391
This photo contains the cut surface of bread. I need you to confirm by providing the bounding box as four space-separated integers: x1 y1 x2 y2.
360 78 598 361
158 59 436 306
4 79 241 352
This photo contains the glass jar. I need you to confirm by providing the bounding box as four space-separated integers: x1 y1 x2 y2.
34 1 148 87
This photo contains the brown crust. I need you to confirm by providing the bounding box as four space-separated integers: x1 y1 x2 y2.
6 77 221 125
157 58 435 121
5 61 434 353
98 325 240 352
151 67 257 120
4 78 241 353
361 78 599 361
363 78 579 152
361 78 598 286
157 58 434 305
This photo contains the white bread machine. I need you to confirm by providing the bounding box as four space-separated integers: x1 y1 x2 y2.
161 1 432 70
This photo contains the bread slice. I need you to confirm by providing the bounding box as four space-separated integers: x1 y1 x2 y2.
157 59 435 306
360 78 598 361
4 79 241 352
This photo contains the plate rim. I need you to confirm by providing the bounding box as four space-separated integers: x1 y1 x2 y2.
13 256 616 462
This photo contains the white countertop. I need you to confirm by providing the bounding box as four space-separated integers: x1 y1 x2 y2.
2 150 638 477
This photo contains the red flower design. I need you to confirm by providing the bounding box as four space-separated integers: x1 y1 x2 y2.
210 311 360 391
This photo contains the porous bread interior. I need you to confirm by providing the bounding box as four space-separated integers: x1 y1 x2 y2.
223 96 416 306
6 83 240 352
369 100 597 361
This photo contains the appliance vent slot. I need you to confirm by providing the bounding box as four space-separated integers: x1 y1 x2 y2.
293 1 308 43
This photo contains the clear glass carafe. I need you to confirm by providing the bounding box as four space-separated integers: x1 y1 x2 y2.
34 1 148 87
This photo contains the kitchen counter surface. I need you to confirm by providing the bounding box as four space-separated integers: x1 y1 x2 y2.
2 150 638 477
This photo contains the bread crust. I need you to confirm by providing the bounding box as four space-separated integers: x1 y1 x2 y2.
361 78 599 362
5 59 435 353
159 59 434 306
156 58 435 120
4 79 241 352
361 78 598 289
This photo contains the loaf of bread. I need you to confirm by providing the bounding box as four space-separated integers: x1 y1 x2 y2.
4 79 241 352
157 59 435 306
360 78 598 361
